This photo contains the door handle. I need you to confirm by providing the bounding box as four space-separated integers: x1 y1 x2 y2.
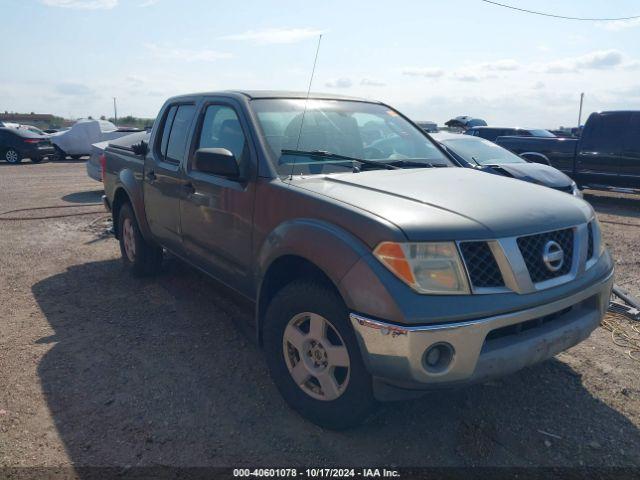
146 170 156 181
183 183 210 206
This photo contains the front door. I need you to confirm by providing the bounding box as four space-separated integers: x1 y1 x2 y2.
179 101 257 294
143 103 196 252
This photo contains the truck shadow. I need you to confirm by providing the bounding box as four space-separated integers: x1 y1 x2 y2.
584 191 640 221
32 259 640 468
62 190 104 204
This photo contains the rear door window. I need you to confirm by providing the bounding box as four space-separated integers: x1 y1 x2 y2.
159 106 178 159
165 105 196 164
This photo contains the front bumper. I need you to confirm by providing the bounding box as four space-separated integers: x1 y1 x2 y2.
350 267 613 394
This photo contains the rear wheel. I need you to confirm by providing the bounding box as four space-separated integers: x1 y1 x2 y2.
5 148 21 164
263 280 375 429
118 203 163 277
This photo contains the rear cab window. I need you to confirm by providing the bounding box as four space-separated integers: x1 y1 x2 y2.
581 112 631 154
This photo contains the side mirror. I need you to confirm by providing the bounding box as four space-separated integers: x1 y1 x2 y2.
193 148 240 178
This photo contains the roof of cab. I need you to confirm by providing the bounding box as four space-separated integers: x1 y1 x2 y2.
167 90 378 103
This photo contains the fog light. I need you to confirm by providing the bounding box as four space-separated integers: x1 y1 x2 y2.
422 342 454 373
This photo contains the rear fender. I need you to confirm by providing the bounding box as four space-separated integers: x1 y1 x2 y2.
114 169 153 243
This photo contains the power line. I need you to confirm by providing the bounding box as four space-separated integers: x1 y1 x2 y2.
481 0 640 21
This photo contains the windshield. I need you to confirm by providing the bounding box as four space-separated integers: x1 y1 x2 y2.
440 137 525 165
251 98 452 176
530 129 556 138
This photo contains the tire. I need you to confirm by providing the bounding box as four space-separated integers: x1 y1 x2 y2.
52 146 66 161
4 148 21 164
263 279 375 429
30 157 44 164
118 203 163 277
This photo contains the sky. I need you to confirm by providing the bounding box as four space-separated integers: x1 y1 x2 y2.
2 0 640 127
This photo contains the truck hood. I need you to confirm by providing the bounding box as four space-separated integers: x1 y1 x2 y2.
295 168 592 241
483 162 573 189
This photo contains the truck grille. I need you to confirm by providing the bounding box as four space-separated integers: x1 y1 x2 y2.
459 241 504 288
517 228 574 283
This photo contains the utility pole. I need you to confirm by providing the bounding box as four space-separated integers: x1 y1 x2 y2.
577 92 584 128
113 97 118 126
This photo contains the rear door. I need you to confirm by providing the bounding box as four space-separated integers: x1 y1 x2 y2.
619 112 640 189
179 99 257 294
143 102 196 252
577 112 629 187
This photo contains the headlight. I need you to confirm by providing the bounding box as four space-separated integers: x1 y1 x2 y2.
571 181 583 198
373 242 470 294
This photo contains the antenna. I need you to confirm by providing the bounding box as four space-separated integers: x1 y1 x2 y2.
290 34 322 179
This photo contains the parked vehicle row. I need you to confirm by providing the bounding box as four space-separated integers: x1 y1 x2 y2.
50 119 141 161
495 111 640 192
102 91 614 429
465 126 557 141
431 132 581 196
0 127 54 164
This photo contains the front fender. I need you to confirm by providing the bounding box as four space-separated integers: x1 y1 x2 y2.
256 218 371 287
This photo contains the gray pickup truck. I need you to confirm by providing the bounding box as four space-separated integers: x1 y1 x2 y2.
102 91 614 429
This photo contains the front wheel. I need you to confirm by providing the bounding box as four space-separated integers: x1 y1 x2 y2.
118 203 163 277
52 146 66 161
4 148 21 164
263 280 375 429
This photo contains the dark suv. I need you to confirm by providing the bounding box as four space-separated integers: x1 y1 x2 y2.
103 91 614 428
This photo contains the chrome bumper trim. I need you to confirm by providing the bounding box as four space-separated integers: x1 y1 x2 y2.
350 268 614 386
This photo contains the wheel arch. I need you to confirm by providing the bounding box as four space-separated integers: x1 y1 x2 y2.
519 152 551 165
111 170 153 243
255 219 370 345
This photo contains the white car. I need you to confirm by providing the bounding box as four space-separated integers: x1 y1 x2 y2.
50 119 139 160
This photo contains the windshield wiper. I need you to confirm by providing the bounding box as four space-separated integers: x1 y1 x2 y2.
381 159 442 168
281 149 399 170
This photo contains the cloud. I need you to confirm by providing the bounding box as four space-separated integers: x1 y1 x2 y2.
532 81 545 90
144 43 232 62
360 78 386 87
55 83 95 96
480 59 519 71
402 67 444 78
139 0 159 6
452 72 481 82
598 17 640 31
41 0 117 8
541 49 625 74
221 27 323 45
325 78 352 89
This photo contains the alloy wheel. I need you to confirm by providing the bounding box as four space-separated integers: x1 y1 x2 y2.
282 312 350 401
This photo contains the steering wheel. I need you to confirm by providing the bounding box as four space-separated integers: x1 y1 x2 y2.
362 146 385 159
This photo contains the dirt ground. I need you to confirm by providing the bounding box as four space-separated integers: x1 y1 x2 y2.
0 161 639 469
